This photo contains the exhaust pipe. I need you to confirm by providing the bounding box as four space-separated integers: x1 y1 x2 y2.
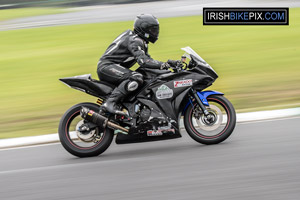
80 107 129 133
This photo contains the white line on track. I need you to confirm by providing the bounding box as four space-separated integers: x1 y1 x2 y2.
0 156 146 175
0 142 60 151
1 116 299 152
236 116 300 125
0 108 299 150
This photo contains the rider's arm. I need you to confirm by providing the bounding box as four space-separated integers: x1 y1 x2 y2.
128 37 164 69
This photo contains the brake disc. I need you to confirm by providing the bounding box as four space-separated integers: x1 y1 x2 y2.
76 120 97 142
194 104 223 131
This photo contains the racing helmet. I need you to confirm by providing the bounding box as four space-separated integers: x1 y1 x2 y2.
134 14 159 43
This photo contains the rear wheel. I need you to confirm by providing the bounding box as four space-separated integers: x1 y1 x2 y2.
184 95 236 144
58 103 114 157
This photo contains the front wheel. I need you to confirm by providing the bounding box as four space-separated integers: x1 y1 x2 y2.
184 95 236 145
58 103 114 157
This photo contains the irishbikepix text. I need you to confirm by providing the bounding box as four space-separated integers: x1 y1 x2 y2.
203 8 289 25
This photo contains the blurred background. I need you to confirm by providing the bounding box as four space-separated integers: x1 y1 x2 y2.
0 0 299 138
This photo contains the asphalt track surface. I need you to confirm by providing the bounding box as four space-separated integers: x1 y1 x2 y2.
0 117 299 200
1 0 300 31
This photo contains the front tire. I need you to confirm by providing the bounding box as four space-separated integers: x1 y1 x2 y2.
58 103 114 157
184 95 236 145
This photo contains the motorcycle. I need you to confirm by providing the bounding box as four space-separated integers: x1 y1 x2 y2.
58 46 236 157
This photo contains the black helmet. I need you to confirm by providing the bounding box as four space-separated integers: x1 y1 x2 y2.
134 14 159 43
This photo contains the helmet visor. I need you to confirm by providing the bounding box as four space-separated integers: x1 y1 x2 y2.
148 25 159 37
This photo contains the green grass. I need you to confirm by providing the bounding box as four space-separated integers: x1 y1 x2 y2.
0 7 69 21
0 9 300 138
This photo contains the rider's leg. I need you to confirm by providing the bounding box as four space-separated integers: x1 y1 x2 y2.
97 63 143 115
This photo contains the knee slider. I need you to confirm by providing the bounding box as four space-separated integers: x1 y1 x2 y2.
126 81 139 91
130 72 144 84
125 72 143 92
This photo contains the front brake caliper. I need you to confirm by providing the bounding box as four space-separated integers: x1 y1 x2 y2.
193 106 202 120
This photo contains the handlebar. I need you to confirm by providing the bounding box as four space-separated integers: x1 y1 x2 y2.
169 61 188 73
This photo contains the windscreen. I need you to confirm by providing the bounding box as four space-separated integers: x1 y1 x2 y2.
181 46 208 65
181 46 218 79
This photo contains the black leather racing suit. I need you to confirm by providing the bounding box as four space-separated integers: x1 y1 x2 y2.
97 30 163 84
97 29 166 115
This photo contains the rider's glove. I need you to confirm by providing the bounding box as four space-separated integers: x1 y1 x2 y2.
167 59 181 67
160 62 171 70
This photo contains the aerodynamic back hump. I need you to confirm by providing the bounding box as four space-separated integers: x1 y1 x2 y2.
59 74 114 98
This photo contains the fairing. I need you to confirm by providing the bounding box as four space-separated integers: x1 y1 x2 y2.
150 72 213 120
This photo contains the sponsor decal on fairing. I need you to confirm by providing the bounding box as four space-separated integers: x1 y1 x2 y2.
156 84 173 99
147 128 175 136
147 130 163 136
174 79 193 88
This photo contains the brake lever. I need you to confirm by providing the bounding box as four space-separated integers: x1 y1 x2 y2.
182 62 188 70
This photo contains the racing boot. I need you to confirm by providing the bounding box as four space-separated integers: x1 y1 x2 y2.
102 74 143 116
101 80 130 116
102 88 127 116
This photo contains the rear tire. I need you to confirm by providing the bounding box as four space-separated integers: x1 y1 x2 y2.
184 95 236 145
58 103 114 157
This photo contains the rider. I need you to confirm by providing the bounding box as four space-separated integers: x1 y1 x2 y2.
97 14 179 116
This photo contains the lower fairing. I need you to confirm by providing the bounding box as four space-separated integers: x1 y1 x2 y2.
115 130 182 144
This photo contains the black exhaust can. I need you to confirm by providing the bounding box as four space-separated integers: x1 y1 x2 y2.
80 107 108 129
80 107 129 133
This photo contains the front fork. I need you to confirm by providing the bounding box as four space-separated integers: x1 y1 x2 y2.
189 88 213 121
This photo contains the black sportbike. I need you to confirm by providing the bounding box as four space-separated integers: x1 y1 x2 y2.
58 47 236 157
